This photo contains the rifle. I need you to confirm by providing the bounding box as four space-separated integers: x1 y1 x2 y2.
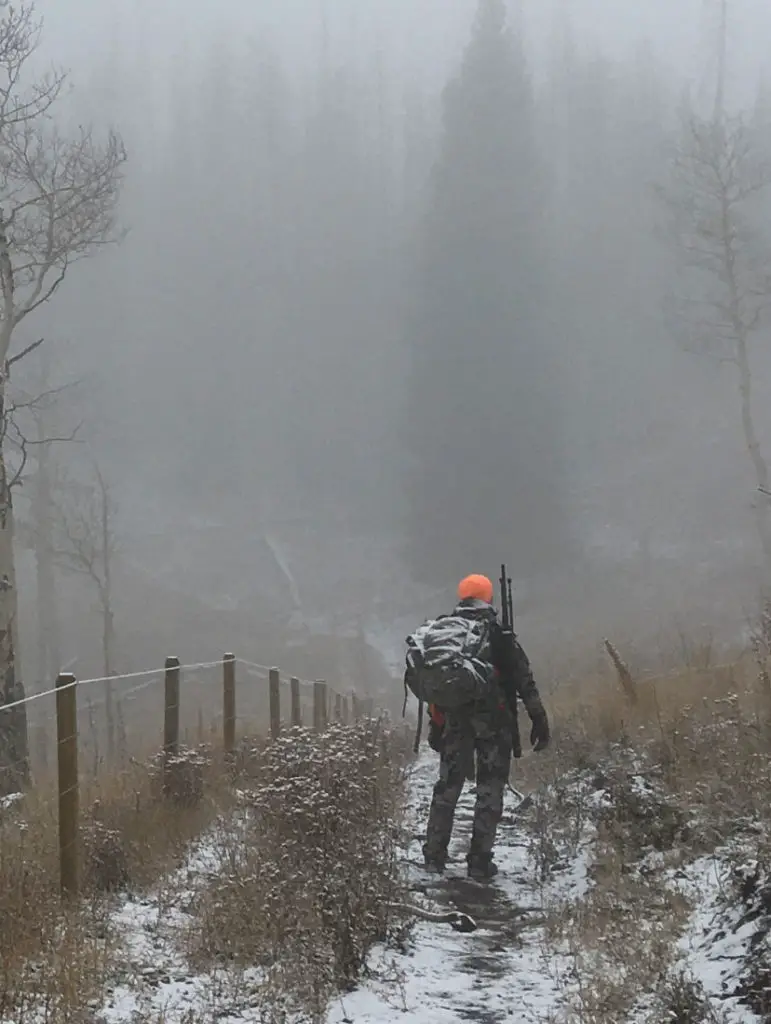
498 563 523 758
499 564 514 635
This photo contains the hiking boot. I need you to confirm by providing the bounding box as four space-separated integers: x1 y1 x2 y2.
467 855 498 882
423 856 446 875
422 841 447 875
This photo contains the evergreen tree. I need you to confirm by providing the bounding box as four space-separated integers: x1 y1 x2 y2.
403 0 571 586
283 62 401 529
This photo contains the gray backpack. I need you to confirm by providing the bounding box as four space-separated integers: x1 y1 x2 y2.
405 609 497 711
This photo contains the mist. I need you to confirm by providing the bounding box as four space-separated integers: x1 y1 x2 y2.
8 0 771 705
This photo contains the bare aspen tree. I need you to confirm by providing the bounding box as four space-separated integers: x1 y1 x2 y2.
52 465 118 758
7 341 84 709
0 347 81 789
11 345 77 684
31 400 59 681
661 0 771 573
0 3 125 788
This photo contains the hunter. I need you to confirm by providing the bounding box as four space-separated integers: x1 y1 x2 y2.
407 573 550 881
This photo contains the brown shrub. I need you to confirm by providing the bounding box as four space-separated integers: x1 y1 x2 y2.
83 744 231 890
0 788 112 1022
192 718 410 1019
0 742 234 1018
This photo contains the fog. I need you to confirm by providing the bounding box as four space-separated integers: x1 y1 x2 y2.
9 0 771 703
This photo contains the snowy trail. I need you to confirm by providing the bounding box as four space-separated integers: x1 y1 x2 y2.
80 748 768 1023
326 752 565 1024
92 752 567 1024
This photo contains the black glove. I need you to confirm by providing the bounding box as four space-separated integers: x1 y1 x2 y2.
529 710 550 752
428 719 445 753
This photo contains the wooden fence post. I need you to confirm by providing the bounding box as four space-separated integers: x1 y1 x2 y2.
163 656 180 796
223 653 236 755
116 698 127 764
313 681 327 733
290 677 301 727
56 672 79 898
269 668 281 739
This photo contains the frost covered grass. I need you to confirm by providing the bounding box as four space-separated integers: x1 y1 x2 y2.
80 744 234 890
517 653 771 1023
0 787 112 1023
0 719 410 1023
189 719 410 1021
6 649 771 1024
530 654 771 853
0 745 233 1022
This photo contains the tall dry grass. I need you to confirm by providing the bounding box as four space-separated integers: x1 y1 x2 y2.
524 645 771 1024
190 718 411 1022
0 710 410 1023
0 743 234 1022
529 651 771 831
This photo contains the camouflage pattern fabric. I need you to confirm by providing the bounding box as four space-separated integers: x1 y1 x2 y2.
423 706 513 868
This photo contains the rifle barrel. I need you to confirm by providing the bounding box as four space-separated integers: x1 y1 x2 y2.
499 563 512 631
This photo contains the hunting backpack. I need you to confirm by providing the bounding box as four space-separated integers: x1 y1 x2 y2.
404 606 498 714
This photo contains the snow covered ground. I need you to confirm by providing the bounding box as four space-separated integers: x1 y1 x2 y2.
97 828 261 1024
326 753 768 1024
91 752 575 1024
326 752 574 1024
66 750 769 1023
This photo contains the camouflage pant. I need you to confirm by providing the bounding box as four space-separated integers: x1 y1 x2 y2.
423 710 513 866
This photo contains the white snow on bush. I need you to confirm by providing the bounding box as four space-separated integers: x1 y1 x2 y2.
18 745 767 1024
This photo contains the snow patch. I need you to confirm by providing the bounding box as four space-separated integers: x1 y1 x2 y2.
325 751 575 1023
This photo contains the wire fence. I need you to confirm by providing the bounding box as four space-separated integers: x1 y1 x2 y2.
0 654 379 897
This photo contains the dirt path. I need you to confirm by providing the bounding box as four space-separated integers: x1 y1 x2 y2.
326 752 566 1024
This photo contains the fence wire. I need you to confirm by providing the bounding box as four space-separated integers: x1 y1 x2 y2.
0 653 381 904
1 654 372 789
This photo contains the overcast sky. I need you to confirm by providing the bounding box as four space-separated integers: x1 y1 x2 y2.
33 0 771 102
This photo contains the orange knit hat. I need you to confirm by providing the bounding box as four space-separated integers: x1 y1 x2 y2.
457 574 494 604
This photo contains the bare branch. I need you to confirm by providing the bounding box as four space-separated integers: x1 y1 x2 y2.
3 410 80 491
6 334 41 368
51 464 117 601
661 78 771 569
24 427 81 446
0 5 66 130
0 123 127 340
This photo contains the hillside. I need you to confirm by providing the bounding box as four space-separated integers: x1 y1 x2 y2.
3 653 771 1023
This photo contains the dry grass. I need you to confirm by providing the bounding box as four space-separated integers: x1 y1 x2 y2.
521 644 771 1023
81 744 234 890
530 652 771 835
0 743 235 1021
6 637 769 1024
190 719 410 1022
0 788 110 1022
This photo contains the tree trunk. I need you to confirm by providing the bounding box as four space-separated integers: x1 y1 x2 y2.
33 422 61 683
736 332 771 572
100 476 115 760
721 171 771 573
713 0 728 124
102 599 115 761
0 428 29 794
